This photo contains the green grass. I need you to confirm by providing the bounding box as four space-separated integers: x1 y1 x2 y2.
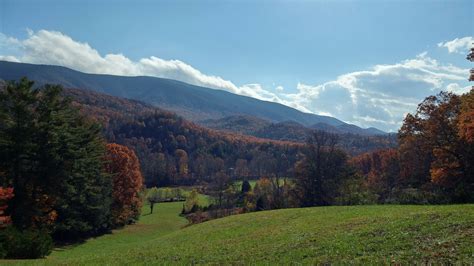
5 204 474 265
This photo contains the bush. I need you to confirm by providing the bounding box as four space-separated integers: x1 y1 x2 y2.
335 177 378 205
0 227 53 259
384 187 445 204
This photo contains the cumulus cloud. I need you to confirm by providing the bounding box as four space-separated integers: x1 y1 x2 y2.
0 29 471 132
281 52 470 131
438 36 473 54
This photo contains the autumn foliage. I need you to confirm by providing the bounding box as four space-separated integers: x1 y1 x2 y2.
0 187 14 228
105 144 144 227
351 90 474 203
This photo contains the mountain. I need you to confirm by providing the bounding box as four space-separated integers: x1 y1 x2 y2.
311 123 387 136
202 115 397 153
0 61 385 135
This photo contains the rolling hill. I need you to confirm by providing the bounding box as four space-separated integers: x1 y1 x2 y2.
9 203 474 265
0 60 385 135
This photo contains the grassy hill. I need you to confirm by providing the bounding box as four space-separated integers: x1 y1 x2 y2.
6 204 474 265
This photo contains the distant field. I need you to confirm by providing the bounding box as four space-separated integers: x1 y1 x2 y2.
5 204 474 265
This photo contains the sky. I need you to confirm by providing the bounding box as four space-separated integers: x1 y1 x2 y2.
0 0 472 132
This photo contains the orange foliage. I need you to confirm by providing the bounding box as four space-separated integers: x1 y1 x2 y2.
105 143 144 226
350 149 399 198
458 89 474 143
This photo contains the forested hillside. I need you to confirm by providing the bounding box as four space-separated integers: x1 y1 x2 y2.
65 89 301 187
65 88 399 187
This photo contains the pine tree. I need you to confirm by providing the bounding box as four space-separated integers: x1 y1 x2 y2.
0 79 113 240
0 78 42 229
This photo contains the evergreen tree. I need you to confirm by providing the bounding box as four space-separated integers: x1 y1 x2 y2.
241 180 251 193
0 79 112 240
0 78 42 229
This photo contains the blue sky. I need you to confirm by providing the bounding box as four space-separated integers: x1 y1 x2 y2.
0 0 473 131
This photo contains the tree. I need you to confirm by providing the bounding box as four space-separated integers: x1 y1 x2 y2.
0 78 42 229
208 171 232 208
365 149 400 201
399 91 473 202
458 90 474 142
253 178 273 210
175 149 189 180
105 143 144 227
235 159 249 179
241 180 251 194
146 187 160 214
39 85 111 240
295 131 347 206
295 130 349 206
467 46 474 81
0 79 112 240
183 189 199 214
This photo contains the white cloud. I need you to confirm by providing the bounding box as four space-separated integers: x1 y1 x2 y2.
446 83 472 94
281 52 470 132
0 30 471 132
438 36 473 54
0 55 20 62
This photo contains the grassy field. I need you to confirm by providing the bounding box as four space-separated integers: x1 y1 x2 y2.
5 204 474 265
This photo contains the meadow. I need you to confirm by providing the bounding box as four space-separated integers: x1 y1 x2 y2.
6 204 473 265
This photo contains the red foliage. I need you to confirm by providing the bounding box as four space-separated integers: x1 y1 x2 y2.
105 144 144 227
0 187 14 228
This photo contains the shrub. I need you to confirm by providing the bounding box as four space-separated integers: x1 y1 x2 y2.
0 227 53 259
384 187 446 204
183 189 199 214
335 177 378 205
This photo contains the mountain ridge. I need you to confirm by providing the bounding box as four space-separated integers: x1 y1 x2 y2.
0 60 386 135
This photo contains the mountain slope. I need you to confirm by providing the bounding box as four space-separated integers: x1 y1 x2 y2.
62 88 301 187
0 61 384 135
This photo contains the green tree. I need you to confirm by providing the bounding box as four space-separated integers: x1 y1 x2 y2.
0 79 113 240
183 189 199 213
146 187 160 214
0 78 41 228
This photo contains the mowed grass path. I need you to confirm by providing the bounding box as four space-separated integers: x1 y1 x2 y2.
49 202 187 262
6 204 474 265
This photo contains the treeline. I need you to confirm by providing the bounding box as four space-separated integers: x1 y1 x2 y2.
0 79 143 259
351 90 473 204
182 90 473 223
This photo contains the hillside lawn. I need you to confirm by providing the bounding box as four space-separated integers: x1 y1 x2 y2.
4 204 474 265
